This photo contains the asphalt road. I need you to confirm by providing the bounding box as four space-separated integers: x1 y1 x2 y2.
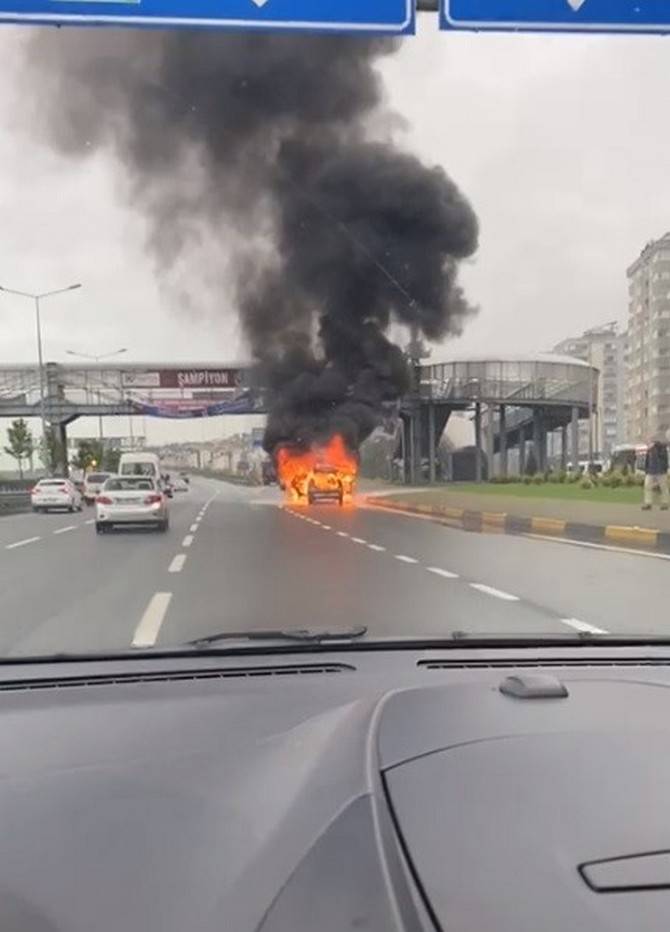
0 477 666 657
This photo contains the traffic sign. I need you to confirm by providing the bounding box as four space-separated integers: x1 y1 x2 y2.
441 0 670 33
0 0 413 33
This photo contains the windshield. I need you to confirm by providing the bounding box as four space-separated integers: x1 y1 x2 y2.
105 478 156 491
0 20 668 658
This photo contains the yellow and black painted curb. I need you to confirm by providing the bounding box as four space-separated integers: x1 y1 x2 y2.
365 496 670 554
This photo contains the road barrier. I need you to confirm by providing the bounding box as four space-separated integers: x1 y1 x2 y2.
0 491 31 515
366 495 670 554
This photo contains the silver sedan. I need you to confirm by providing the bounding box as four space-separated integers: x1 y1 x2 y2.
95 476 169 533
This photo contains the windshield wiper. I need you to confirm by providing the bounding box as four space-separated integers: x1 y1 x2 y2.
184 624 368 648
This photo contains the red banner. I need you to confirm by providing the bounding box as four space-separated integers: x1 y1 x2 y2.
158 369 242 389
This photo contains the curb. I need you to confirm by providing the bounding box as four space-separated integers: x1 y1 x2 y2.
365 496 670 554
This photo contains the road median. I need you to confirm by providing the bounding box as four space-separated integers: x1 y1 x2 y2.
365 487 670 554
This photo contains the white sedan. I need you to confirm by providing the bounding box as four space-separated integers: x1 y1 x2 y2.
95 476 169 533
31 478 83 513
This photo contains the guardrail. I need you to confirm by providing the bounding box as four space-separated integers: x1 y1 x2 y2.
0 491 31 515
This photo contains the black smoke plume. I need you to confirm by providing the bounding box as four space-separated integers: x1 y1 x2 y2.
18 31 478 455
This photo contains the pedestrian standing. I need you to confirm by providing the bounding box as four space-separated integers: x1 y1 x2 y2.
642 437 669 511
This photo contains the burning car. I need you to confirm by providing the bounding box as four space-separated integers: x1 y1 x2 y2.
307 464 346 505
275 434 358 506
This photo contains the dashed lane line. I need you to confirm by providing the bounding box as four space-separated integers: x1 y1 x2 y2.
427 566 459 579
6 536 41 550
84 519 95 525
290 510 607 632
469 583 520 602
190 523 199 532
132 592 172 647
168 554 187 574
53 525 77 535
182 534 194 548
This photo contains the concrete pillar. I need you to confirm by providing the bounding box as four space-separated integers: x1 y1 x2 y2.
474 403 482 483
58 422 69 477
428 403 436 484
532 409 542 473
560 424 568 472
519 425 526 476
499 405 507 478
571 405 580 474
486 405 495 479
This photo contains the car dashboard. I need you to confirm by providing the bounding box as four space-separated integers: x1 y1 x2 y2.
1 644 669 931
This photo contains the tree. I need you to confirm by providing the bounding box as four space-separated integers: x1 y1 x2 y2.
103 447 121 473
4 418 34 478
72 439 104 472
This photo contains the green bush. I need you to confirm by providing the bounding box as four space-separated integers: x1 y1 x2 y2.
523 475 533 485
600 474 611 487
580 477 594 490
623 474 636 487
621 464 629 477
609 473 623 488
532 474 544 485
557 471 567 483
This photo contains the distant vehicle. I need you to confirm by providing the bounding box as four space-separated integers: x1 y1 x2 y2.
261 460 276 485
173 476 189 493
31 478 83 513
83 471 112 505
118 452 162 480
307 464 345 505
95 476 169 533
179 471 190 485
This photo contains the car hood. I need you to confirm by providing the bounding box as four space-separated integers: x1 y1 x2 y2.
2 661 670 930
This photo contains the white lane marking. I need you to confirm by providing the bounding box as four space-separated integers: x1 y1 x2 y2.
53 525 77 535
368 543 386 552
395 554 418 564
321 524 331 530
427 566 459 579
168 554 187 573
190 523 198 532
337 531 349 538
526 533 670 562
560 617 608 635
182 534 194 548
351 537 367 544
132 592 172 647
470 583 520 602
84 519 95 525
6 536 41 550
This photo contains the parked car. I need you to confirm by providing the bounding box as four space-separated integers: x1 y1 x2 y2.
83 471 112 505
31 478 83 513
95 476 169 533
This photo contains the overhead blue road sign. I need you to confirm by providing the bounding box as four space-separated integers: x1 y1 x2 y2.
442 0 670 33
0 0 413 33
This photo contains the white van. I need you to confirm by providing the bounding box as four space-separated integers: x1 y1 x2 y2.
118 452 162 481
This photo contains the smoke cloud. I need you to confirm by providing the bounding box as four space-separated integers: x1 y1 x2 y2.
18 30 479 454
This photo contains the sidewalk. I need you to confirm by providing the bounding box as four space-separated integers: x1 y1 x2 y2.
365 486 670 551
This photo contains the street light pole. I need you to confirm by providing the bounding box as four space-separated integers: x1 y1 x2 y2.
0 283 82 474
65 348 128 444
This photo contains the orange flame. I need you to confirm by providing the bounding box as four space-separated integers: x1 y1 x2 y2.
276 434 358 505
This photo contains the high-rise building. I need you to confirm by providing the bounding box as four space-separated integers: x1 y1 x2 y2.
552 321 624 456
625 232 670 443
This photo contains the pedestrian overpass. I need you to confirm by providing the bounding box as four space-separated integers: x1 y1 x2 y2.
0 354 598 481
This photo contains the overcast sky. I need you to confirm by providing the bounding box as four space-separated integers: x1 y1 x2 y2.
0 19 668 455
